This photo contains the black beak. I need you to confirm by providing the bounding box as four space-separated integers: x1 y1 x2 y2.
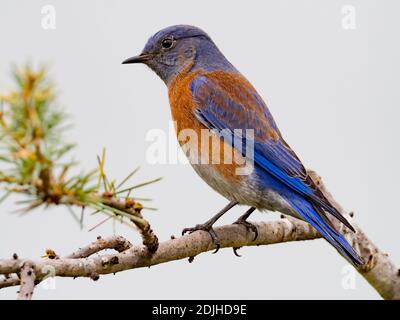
122 53 152 64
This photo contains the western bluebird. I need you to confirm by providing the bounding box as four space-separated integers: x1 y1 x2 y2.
123 25 363 266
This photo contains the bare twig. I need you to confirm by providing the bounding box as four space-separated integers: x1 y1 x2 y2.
17 262 36 300
65 235 133 259
0 274 20 289
99 198 158 253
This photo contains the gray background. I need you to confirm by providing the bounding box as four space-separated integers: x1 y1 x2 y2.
0 0 399 299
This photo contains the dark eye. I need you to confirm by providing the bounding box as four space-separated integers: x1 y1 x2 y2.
161 37 174 49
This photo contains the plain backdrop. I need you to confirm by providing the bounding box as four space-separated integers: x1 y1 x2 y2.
0 0 399 299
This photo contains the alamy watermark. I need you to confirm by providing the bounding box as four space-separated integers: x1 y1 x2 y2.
341 265 356 290
41 5 56 30
145 121 255 176
341 5 356 30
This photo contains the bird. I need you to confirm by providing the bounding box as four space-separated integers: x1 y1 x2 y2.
123 25 363 266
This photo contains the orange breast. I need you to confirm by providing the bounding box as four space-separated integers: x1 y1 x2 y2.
168 72 246 183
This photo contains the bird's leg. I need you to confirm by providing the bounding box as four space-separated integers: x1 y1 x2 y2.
182 200 238 253
233 207 258 241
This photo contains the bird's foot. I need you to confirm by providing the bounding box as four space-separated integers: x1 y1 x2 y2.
233 218 258 241
182 223 220 253
233 247 242 257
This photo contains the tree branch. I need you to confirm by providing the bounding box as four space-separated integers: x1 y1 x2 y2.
0 218 319 285
308 170 400 299
17 262 36 300
0 274 20 289
65 235 133 259
0 209 399 299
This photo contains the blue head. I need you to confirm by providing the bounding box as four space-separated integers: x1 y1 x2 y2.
122 25 236 85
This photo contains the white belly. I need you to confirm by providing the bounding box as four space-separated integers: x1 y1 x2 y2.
190 163 297 217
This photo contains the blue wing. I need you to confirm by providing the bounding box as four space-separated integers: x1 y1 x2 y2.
190 74 362 266
190 74 353 230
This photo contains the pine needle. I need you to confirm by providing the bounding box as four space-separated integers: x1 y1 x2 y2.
116 177 162 195
116 166 140 190
88 215 112 232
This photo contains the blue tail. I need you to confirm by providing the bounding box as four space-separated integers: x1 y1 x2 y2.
285 196 363 266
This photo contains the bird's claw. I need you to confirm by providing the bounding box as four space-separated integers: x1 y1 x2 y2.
233 247 242 257
234 219 258 241
182 223 221 253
